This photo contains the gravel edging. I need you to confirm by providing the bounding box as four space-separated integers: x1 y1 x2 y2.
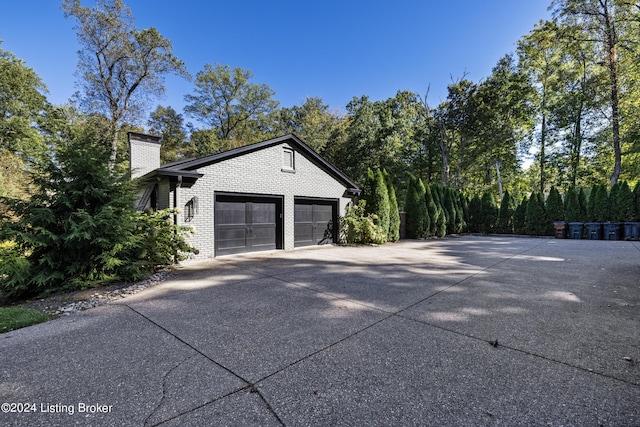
18 270 174 317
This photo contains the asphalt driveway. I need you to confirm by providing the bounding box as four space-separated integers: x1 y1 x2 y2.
1 236 639 426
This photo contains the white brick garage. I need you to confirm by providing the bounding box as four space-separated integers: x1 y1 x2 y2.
131 134 361 258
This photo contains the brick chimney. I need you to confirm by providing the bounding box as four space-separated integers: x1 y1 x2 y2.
128 132 161 179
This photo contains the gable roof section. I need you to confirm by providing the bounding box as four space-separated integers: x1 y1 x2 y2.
156 134 361 194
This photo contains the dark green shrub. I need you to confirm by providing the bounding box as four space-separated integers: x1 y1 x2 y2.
577 187 588 222
587 184 598 221
617 181 635 222
364 168 390 240
513 196 528 235
546 187 564 222
634 182 640 221
383 170 400 242
526 192 547 235
425 184 438 236
564 186 581 222
608 182 621 222
467 194 483 233
594 183 609 222
404 176 428 238
497 190 514 234
480 192 498 234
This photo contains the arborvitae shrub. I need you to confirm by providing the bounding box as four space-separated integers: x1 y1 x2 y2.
404 176 428 238
513 196 528 235
564 186 581 222
480 191 498 234
364 168 390 239
594 183 609 222
577 187 588 222
587 184 598 221
382 170 400 242
546 186 564 222
617 181 635 222
468 194 483 233
526 192 547 235
425 185 438 236
634 182 640 221
497 190 514 234
608 182 621 222
435 205 447 237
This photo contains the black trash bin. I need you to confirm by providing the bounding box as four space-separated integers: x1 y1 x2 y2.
568 222 584 239
623 222 640 241
602 222 622 240
553 221 567 239
585 222 602 240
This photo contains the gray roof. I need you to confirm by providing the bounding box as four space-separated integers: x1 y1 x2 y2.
151 134 361 194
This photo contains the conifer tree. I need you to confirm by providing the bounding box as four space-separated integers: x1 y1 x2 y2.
497 190 514 234
608 182 621 222
444 187 457 234
594 183 609 222
634 182 640 221
587 184 599 222
577 187 588 222
404 176 428 238
513 196 528 235
364 168 390 239
425 184 438 236
617 181 635 222
526 192 547 235
564 186 581 223
467 194 483 233
383 169 400 242
545 186 564 222
481 192 498 234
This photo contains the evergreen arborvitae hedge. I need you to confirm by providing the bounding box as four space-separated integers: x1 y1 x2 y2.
577 187 588 222
364 168 390 240
383 170 400 242
608 182 621 222
404 176 428 238
594 183 609 222
513 196 528 235
526 192 547 235
497 190 514 234
634 182 640 221
587 184 599 222
546 186 564 222
467 194 483 233
617 181 635 222
480 192 498 234
431 184 447 237
564 186 581 222
425 184 438 237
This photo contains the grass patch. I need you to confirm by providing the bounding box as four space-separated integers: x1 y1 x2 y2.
0 307 49 333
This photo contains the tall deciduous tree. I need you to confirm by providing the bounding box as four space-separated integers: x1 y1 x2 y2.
552 0 640 185
147 105 187 163
63 0 188 171
184 63 279 144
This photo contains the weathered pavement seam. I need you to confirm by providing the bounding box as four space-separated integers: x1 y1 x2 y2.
123 304 286 427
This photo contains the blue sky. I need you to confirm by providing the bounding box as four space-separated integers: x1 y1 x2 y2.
2 0 551 120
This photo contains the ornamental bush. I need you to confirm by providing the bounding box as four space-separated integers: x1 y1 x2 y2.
342 200 386 244
545 186 564 222
383 169 400 242
404 176 428 238
526 192 547 236
497 190 514 234
364 168 390 240
513 196 528 235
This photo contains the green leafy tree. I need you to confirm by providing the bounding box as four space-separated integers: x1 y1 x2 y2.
147 105 187 163
184 63 279 145
364 168 390 240
497 190 515 233
63 0 189 171
0 44 51 199
278 97 340 153
593 183 609 222
383 170 400 242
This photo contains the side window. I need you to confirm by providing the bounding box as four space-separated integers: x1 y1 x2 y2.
282 147 295 172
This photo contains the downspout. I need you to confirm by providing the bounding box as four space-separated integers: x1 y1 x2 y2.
173 175 182 264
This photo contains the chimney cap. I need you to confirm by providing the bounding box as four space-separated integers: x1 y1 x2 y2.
128 131 162 144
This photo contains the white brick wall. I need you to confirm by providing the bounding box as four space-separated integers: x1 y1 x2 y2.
173 143 353 258
130 140 161 179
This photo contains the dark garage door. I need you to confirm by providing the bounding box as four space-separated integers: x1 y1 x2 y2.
294 199 337 247
215 194 283 256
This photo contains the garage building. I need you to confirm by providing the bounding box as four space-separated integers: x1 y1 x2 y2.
130 132 361 257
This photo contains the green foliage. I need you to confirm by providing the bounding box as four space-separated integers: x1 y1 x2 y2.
634 182 640 221
342 200 386 245
364 168 390 240
404 176 428 239
608 182 621 222
526 192 547 235
382 170 400 242
480 192 498 234
616 181 635 222
564 186 581 222
513 196 528 235
587 184 598 221
0 307 49 333
0 121 195 300
594 183 609 222
467 194 483 233
546 187 564 221
577 187 588 222
497 190 514 234
148 105 188 163
425 185 438 236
